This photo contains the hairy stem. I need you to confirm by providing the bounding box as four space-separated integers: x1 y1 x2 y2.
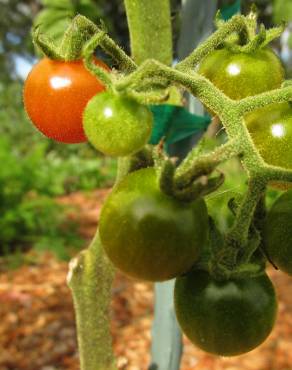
237 86 292 114
227 177 266 248
176 14 248 70
67 157 132 370
174 138 241 187
67 233 117 370
124 0 173 65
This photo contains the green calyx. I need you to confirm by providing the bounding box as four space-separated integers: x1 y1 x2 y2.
32 14 98 61
216 9 285 54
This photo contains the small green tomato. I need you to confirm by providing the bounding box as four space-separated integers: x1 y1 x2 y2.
198 47 284 100
244 103 292 189
83 92 153 157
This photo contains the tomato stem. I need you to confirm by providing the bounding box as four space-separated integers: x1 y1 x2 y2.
82 33 114 90
227 177 266 250
59 15 98 61
124 0 173 66
176 14 249 71
174 138 241 188
67 233 117 370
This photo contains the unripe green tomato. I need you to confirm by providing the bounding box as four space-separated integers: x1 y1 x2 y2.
174 270 277 356
83 92 153 157
99 167 209 282
244 103 292 189
264 190 292 276
198 48 284 100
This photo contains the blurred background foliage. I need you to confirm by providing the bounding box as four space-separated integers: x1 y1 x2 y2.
0 0 291 262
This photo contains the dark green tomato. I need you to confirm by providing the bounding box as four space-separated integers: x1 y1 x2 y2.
83 92 153 157
99 168 208 282
245 103 292 188
198 48 284 100
264 190 292 276
174 270 277 356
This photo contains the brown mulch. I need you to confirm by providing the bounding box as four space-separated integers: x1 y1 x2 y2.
0 190 291 370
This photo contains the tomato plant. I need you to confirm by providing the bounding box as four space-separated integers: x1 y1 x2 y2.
245 102 292 188
264 190 292 276
24 10 292 368
174 270 277 356
198 48 284 100
99 167 208 281
83 91 153 157
23 57 109 143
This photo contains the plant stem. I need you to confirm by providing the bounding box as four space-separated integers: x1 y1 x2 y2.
227 177 266 248
174 138 241 187
124 0 173 65
176 14 248 70
68 157 131 370
67 233 117 370
237 86 292 114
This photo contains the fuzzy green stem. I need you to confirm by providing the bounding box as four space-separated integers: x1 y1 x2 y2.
67 156 133 370
67 233 117 370
227 177 266 248
59 15 98 61
83 28 137 72
174 138 241 187
176 14 248 70
116 60 231 116
98 34 137 72
82 33 114 89
32 27 63 60
237 86 292 114
264 166 292 183
124 0 173 65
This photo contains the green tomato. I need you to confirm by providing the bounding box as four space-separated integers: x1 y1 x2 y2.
99 167 209 282
83 92 153 157
174 270 277 356
198 48 284 100
264 190 292 276
245 103 292 188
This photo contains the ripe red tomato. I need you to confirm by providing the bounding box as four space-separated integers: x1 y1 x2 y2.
23 57 109 143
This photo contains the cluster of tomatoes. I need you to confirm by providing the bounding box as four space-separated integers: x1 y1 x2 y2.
23 57 153 156
23 42 292 357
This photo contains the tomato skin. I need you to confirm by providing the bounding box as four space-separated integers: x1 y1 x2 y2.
83 92 153 157
99 168 208 282
264 190 292 276
245 103 292 188
23 57 108 143
198 48 284 100
174 270 277 356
